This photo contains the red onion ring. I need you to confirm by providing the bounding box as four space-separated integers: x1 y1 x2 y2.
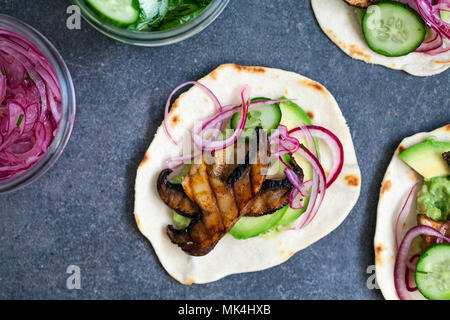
394 226 450 300
405 254 420 292
163 83 290 169
289 126 344 188
289 188 304 210
395 183 418 249
416 0 450 39
397 0 449 55
415 27 442 52
192 85 250 152
292 146 327 229
164 81 223 145
196 99 291 146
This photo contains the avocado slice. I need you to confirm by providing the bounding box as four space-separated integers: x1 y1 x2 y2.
229 99 316 238
229 206 288 240
399 138 450 180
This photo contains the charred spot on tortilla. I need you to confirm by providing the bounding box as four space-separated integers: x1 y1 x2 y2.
375 243 386 266
348 44 371 61
232 64 266 74
170 99 180 114
139 153 150 168
157 169 201 218
171 115 180 128
166 131 273 256
443 152 450 167
344 174 360 187
398 145 406 154
306 111 314 120
135 214 142 232
299 79 327 94
381 180 392 196
343 0 383 8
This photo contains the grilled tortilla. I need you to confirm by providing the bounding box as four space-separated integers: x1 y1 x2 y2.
134 64 361 284
311 0 450 76
374 124 450 300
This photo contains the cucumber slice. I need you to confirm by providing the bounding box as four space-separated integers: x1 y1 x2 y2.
229 206 288 240
139 0 161 18
415 244 450 300
85 0 140 27
362 1 426 57
230 97 282 140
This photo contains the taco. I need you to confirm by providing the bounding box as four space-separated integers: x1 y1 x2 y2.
311 0 450 76
134 64 361 284
375 124 450 300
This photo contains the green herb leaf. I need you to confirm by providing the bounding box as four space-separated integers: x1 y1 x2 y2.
16 114 24 127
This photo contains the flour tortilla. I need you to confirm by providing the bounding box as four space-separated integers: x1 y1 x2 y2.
134 64 361 285
311 0 450 76
374 124 450 300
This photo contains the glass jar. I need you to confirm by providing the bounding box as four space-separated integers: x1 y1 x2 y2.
0 15 76 193
71 0 230 46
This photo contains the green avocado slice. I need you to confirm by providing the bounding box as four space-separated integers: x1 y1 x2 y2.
399 137 450 180
229 206 288 240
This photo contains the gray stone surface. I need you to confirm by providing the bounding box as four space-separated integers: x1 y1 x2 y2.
0 0 448 300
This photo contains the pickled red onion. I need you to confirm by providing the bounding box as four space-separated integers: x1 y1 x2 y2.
0 29 61 181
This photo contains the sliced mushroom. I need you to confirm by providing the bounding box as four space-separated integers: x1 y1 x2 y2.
243 160 304 217
157 169 200 218
417 214 450 250
343 0 383 8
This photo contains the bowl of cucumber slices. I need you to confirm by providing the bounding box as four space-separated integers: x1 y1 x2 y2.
72 0 230 46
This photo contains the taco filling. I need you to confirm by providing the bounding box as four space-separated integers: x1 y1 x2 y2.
342 0 449 57
156 83 344 256
393 137 450 300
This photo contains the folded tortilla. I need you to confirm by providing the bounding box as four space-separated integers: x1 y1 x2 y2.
134 64 361 284
374 124 450 300
311 0 450 76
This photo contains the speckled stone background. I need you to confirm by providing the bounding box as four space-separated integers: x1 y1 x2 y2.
0 0 448 300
